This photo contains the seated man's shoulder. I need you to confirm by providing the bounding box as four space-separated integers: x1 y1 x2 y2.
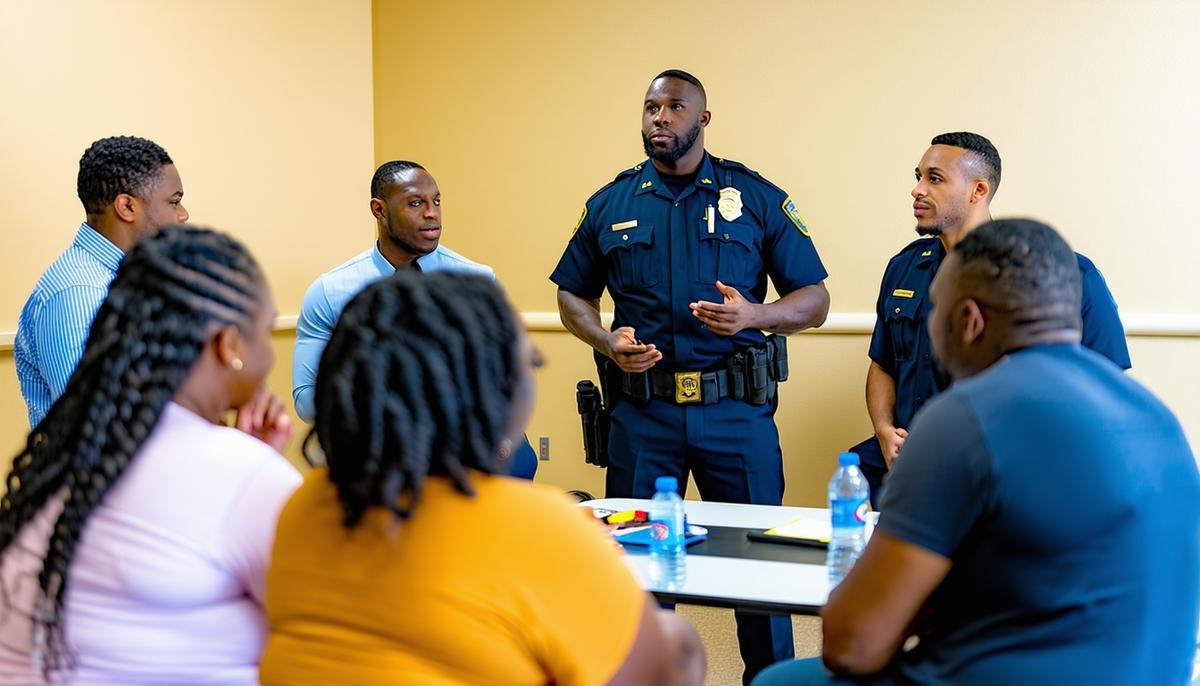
1073 251 1108 280
33 246 112 295
430 245 494 278
306 248 378 298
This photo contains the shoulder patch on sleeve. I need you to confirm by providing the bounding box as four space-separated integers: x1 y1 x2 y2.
572 205 587 235
781 197 810 236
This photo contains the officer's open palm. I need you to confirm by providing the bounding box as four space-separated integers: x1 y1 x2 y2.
689 281 757 336
607 326 662 373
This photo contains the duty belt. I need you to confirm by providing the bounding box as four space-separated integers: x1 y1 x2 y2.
614 334 789 407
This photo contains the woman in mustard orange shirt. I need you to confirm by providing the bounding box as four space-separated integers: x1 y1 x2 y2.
261 271 705 685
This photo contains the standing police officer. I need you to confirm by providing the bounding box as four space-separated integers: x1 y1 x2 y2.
854 132 1131 504
551 69 830 684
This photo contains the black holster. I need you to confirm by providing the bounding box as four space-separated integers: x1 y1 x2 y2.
576 352 615 468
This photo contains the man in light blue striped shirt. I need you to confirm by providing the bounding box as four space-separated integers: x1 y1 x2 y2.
293 160 537 478
14 136 188 426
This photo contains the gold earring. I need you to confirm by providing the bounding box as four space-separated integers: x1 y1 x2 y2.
230 358 244 371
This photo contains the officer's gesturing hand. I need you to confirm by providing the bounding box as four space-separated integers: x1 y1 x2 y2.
688 281 758 336
606 326 663 373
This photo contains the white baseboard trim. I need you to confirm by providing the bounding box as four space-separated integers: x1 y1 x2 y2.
515 311 1200 338
2 311 1196 350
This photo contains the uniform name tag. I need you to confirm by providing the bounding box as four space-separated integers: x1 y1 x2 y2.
611 220 638 231
892 289 915 298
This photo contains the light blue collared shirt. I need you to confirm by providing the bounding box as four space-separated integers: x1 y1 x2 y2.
291 243 494 422
14 224 124 427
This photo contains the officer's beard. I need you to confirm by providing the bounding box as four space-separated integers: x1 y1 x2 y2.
916 224 943 237
643 123 702 164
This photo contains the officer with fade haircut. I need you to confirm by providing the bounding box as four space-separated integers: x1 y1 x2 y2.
551 68 830 683
851 132 1130 505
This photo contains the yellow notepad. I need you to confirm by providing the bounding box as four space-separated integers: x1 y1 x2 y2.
763 518 831 543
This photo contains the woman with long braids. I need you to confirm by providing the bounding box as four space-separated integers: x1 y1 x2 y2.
261 271 705 685
0 225 301 683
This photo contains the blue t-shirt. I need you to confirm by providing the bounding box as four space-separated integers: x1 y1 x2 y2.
879 344 1199 686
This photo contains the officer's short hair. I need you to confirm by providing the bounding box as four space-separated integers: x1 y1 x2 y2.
371 160 427 199
954 218 1081 327
653 69 706 105
77 136 173 215
931 131 1001 197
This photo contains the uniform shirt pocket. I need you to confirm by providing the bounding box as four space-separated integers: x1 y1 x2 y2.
697 221 759 288
599 224 660 289
884 294 923 363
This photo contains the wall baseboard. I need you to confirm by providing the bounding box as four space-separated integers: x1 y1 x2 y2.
514 311 1200 338
1 311 1196 351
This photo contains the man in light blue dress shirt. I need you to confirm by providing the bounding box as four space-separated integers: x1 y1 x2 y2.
293 160 537 478
14 136 188 427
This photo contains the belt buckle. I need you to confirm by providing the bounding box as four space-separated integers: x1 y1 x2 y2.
674 371 701 404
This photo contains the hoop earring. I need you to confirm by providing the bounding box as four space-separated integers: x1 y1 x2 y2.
230 358 244 371
497 439 513 461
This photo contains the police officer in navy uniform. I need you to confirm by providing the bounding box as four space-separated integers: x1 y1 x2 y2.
854 132 1131 505
551 69 830 684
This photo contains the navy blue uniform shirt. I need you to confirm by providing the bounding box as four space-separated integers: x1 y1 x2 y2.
551 153 827 371
868 237 1132 430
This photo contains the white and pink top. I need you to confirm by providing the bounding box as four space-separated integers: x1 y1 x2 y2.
0 402 301 685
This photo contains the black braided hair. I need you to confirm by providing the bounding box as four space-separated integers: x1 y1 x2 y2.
307 270 521 528
0 225 263 676
76 136 173 214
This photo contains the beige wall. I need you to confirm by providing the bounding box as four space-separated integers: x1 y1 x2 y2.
1 2 1196 508
0 0 374 463
373 0 1200 506
0 0 376 325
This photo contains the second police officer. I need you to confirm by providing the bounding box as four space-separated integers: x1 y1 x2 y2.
550 69 830 684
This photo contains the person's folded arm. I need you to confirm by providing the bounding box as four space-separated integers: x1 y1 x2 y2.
291 281 334 423
820 531 951 675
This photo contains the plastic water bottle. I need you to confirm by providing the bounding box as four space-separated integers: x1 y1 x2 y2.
648 476 687 590
827 452 870 586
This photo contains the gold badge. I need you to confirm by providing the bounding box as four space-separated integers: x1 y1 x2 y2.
675 371 701 404
640 180 653 189
718 187 743 222
892 289 914 298
611 220 638 231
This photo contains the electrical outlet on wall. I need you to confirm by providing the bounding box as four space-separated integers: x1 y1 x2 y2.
538 436 550 460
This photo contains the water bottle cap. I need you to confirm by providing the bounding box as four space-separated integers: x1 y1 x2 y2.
655 476 679 492
838 452 860 467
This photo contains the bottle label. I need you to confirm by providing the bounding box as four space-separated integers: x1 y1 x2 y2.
650 513 685 544
831 497 868 529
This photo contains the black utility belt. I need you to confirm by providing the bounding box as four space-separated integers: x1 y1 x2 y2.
616 334 789 406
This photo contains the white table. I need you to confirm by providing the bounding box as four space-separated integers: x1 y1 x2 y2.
586 498 832 615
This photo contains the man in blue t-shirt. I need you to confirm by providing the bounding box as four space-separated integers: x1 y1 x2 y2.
755 219 1199 686
852 133 1130 506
